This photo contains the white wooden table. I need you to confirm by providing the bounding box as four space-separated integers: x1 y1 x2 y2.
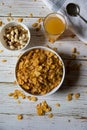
0 0 87 130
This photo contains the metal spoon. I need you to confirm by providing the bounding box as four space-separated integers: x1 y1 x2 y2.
66 3 87 23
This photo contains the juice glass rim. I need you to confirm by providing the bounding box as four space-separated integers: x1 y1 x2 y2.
43 12 67 36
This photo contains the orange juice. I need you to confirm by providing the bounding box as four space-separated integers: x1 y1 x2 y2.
43 13 66 40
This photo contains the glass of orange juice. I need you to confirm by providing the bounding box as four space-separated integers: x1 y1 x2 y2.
43 13 66 43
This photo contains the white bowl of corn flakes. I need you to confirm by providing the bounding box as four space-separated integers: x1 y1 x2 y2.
0 22 30 51
15 46 65 96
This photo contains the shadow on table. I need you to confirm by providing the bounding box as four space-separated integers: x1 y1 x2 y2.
58 28 79 41
0 127 4 130
24 27 46 50
54 52 81 95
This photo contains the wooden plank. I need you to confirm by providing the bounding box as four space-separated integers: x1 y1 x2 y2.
0 0 51 17
0 18 87 59
0 83 87 117
0 114 87 130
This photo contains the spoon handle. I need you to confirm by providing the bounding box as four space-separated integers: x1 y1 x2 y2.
78 14 87 23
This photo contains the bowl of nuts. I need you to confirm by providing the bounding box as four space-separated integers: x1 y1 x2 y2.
0 22 30 51
15 46 65 96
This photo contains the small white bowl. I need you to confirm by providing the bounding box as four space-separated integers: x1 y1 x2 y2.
0 22 31 51
15 46 65 97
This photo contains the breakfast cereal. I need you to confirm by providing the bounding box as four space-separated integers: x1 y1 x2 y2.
0 50 3 53
71 48 77 53
29 13 33 17
17 18 23 22
74 93 80 99
8 89 26 99
32 23 38 27
66 93 72 101
35 24 41 31
55 103 60 107
17 114 23 120
37 18 43 23
1 59 7 62
16 49 63 95
0 21 3 26
36 100 51 116
48 113 53 118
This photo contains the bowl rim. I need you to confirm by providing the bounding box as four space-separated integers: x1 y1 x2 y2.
0 21 31 51
15 46 65 97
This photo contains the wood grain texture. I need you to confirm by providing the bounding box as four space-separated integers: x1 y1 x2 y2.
0 114 87 130
0 0 87 130
0 0 51 17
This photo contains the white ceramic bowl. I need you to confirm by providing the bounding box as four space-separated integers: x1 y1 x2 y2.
0 22 31 51
15 46 65 96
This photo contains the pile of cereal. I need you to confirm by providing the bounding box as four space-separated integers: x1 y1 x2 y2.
16 49 63 95
3 25 29 50
36 100 51 116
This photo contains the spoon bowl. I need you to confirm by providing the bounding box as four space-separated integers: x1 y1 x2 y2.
66 3 87 23
66 3 80 16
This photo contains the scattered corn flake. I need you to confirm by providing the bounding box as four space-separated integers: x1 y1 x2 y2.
37 108 45 116
1 59 7 62
7 13 11 17
71 54 76 59
8 89 26 100
7 17 11 21
21 94 26 99
8 93 14 96
48 113 53 118
36 100 51 116
66 93 72 101
52 47 57 51
45 107 51 112
37 18 43 23
55 103 60 107
0 21 3 26
17 18 23 22
27 96 38 101
71 48 77 53
74 93 80 99
7 17 14 22
10 17 14 20
13 80 17 85
31 96 38 101
27 96 31 100
32 22 38 27
13 95 18 99
17 114 23 120
48 38 55 43
36 24 41 31
17 100 21 104
0 50 3 53
29 13 33 17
